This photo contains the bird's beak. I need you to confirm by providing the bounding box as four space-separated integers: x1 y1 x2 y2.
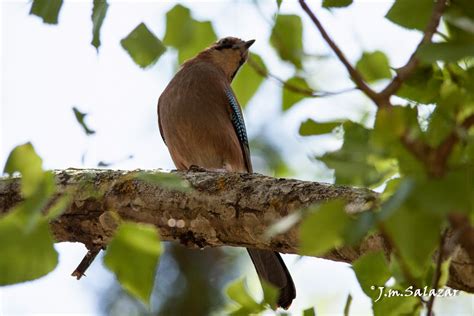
244 39 256 49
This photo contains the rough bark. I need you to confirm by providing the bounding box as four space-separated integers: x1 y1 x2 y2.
0 168 472 293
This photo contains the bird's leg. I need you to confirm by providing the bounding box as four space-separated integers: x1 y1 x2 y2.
188 165 228 173
188 165 207 172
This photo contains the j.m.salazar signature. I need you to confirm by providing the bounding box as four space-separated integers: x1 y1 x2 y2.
371 285 460 302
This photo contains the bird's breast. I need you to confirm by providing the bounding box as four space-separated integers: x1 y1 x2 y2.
158 66 247 172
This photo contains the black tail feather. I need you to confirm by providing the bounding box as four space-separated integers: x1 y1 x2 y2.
247 248 296 309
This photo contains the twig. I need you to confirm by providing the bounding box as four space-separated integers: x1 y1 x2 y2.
380 0 448 98
247 56 357 98
432 114 474 175
435 31 449 41
400 114 474 177
451 260 474 266
298 0 386 107
343 294 352 316
252 0 276 27
400 134 432 167
71 246 102 280
426 231 448 316
298 0 448 107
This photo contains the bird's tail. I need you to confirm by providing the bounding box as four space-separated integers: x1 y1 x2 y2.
247 248 296 309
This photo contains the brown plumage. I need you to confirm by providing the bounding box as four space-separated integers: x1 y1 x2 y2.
157 37 296 309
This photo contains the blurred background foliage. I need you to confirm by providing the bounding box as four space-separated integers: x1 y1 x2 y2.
1 0 474 315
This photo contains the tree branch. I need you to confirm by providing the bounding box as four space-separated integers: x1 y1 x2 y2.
431 114 474 175
247 56 357 98
298 0 448 107
298 0 386 107
401 114 474 177
427 230 448 316
380 0 448 98
0 168 472 293
71 246 101 280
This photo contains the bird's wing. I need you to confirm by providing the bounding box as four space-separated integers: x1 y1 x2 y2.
224 86 253 173
157 97 167 145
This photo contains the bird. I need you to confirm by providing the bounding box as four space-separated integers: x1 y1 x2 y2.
157 36 296 309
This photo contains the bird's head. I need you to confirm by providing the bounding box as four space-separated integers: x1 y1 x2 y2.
202 37 255 82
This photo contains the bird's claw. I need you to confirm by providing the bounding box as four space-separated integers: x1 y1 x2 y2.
188 165 227 173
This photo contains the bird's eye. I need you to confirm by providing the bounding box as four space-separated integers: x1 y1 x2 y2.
216 39 233 50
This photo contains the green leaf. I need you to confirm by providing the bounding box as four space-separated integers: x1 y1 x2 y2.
323 0 353 9
261 281 278 308
408 171 472 216
343 211 376 245
300 200 350 256
299 119 341 136
282 77 312 111
271 15 304 69
321 121 397 187
371 106 425 176
352 251 391 300
121 23 166 68
425 257 452 290
177 20 217 64
162 5 193 49
226 278 258 307
232 53 267 108
445 2 474 44
162 4 217 64
276 0 283 9
396 65 443 104
356 51 391 83
4 143 51 198
372 107 410 145
438 258 452 288
388 254 409 286
450 0 474 20
103 222 162 304
45 193 71 221
91 0 109 51
72 107 96 136
385 0 434 31
303 307 316 316
0 143 60 285
226 278 263 315
30 0 63 24
426 107 455 147
373 105 425 155
438 79 469 112
380 178 402 202
382 205 443 279
0 214 58 285
373 294 420 316
417 42 474 62
136 172 191 192
445 64 474 99
376 179 414 222
446 20 474 45
3 143 56 228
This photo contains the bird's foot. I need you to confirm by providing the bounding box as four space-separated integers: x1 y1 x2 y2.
188 165 207 172
188 165 227 173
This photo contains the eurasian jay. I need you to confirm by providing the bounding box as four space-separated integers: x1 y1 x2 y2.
157 37 296 309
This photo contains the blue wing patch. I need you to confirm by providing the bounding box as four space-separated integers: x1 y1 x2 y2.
225 88 248 147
